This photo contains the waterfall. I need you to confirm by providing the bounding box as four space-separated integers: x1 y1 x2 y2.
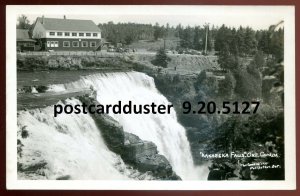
55 71 201 180
17 99 153 180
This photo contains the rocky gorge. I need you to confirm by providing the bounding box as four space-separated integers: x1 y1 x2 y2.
16 52 285 180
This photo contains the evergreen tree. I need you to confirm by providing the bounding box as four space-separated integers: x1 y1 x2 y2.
229 28 239 56
258 31 271 54
175 24 183 38
218 44 239 70
252 50 265 69
244 27 258 55
154 23 165 40
218 71 236 98
180 26 193 48
151 48 171 68
270 28 284 62
215 25 232 53
193 26 202 50
236 26 246 56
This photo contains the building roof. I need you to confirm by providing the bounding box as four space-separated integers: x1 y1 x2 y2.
17 29 36 42
36 17 101 32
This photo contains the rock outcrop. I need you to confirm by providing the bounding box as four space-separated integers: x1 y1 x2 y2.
78 95 181 180
122 132 180 180
89 109 125 155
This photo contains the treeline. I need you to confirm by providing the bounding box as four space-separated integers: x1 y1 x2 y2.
98 21 212 50
98 22 178 45
99 22 154 45
98 22 283 60
216 25 284 68
175 24 215 51
175 24 283 63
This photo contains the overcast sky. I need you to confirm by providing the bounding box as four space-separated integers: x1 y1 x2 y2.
18 5 291 30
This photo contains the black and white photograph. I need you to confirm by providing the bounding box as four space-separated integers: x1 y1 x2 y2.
6 5 295 190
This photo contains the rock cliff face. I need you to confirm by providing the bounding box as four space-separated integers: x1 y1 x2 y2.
78 96 181 180
142 72 224 165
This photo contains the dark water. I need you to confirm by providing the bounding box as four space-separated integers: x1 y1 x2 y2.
17 70 105 110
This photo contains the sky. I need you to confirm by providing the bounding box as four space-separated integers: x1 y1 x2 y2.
17 5 291 30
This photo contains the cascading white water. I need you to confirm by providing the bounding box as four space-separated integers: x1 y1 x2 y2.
54 71 201 180
17 99 153 180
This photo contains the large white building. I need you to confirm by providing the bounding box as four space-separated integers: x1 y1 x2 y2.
32 16 102 51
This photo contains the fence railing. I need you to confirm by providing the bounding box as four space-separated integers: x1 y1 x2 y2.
17 51 127 58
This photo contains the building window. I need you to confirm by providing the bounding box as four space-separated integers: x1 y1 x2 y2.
47 41 50 47
72 41 79 47
49 32 55 36
63 41 70 47
93 33 98 37
72 32 77 36
82 41 88 47
79 33 84 37
57 32 63 36
90 41 96 47
50 41 54 47
50 41 58 47
65 32 70 36
86 33 91 37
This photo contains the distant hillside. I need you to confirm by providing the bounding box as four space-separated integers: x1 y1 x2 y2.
132 53 219 75
128 39 180 52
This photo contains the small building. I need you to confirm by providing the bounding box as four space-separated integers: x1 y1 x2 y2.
16 29 36 52
31 16 101 51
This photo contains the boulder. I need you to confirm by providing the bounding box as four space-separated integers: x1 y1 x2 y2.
123 132 158 162
207 169 227 180
122 132 181 180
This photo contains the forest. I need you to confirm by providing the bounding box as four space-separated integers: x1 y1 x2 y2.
97 21 283 62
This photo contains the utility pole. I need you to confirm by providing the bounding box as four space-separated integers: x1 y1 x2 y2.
163 26 168 50
204 23 209 55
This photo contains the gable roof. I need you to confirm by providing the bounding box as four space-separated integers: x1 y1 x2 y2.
17 29 36 42
36 17 101 32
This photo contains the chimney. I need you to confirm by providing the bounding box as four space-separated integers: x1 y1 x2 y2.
63 15 66 19
41 15 44 24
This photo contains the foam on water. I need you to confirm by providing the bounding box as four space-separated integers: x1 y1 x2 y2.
18 99 149 180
